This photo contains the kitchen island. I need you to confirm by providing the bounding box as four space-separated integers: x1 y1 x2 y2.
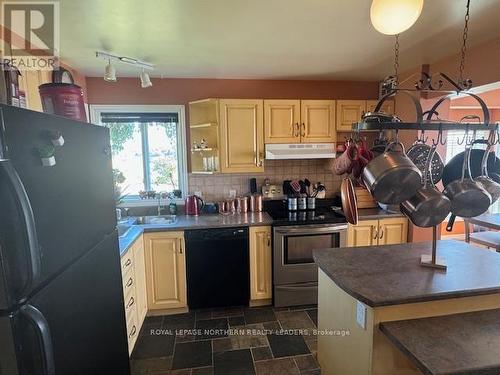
313 240 500 375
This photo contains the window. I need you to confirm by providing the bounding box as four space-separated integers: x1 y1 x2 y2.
90 106 187 201
445 130 491 162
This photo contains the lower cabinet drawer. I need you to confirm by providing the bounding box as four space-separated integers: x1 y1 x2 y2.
124 290 137 321
126 313 139 355
121 253 134 276
122 273 135 296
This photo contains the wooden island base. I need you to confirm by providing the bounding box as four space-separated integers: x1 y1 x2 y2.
317 270 500 375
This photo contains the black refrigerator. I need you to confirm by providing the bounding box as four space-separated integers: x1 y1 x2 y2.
0 105 130 374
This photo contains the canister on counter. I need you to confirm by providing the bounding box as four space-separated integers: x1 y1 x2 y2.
249 194 263 212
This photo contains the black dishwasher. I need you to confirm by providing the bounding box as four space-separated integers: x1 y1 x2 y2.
185 227 250 309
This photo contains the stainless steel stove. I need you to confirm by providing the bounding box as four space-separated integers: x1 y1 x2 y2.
264 199 348 307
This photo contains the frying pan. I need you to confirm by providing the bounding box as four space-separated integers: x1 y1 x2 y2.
443 141 499 231
442 147 500 186
341 178 358 225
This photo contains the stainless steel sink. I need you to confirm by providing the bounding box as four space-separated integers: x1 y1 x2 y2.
134 215 177 225
117 224 132 237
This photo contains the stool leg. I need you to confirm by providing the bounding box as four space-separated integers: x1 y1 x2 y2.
465 219 470 243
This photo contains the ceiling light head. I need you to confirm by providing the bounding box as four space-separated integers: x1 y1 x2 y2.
370 0 424 35
104 60 117 82
140 69 152 88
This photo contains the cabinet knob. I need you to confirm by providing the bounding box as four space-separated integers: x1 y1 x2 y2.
301 123 306 137
294 122 300 137
379 227 384 239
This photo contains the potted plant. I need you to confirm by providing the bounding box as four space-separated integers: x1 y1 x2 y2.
38 145 56 167
50 131 65 147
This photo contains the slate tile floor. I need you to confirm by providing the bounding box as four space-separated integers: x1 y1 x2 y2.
131 305 321 375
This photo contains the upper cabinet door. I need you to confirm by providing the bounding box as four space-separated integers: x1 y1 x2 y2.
219 99 264 173
366 99 395 115
264 100 301 144
336 100 366 132
300 100 336 143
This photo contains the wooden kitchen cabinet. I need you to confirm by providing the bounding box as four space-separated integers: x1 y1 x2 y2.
347 219 379 247
249 226 272 304
19 70 51 112
133 237 148 326
264 99 336 144
366 99 395 115
348 217 407 247
120 234 147 355
144 232 187 311
300 100 336 143
336 99 395 132
219 99 264 173
264 100 301 143
378 217 408 245
336 100 366 132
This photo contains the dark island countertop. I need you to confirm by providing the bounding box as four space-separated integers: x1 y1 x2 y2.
380 308 500 375
314 240 500 307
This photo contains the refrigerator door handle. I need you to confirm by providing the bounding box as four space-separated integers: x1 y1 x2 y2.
20 304 55 375
0 159 41 295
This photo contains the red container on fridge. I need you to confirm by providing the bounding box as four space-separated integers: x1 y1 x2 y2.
39 83 87 122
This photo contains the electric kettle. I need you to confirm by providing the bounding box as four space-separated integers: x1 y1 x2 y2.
185 195 204 216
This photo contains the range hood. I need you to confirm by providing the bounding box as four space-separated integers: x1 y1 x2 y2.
265 143 336 160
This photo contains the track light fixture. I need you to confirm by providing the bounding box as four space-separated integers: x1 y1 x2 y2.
103 59 117 82
96 51 154 87
140 69 152 88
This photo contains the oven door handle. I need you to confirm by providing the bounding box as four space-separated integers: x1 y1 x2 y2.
274 226 348 235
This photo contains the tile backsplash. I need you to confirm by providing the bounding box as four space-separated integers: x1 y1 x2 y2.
188 159 342 201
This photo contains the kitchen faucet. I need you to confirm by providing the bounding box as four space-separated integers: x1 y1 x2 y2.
157 193 163 216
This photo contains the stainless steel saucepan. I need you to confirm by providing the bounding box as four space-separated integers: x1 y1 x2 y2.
362 141 423 205
400 145 451 228
443 143 491 218
475 139 500 204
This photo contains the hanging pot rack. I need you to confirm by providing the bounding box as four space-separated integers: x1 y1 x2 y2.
353 0 500 136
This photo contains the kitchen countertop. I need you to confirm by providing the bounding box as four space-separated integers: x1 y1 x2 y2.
380 308 500 375
357 208 405 220
119 212 273 256
313 240 500 307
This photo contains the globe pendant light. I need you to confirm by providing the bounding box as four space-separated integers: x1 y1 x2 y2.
370 0 424 35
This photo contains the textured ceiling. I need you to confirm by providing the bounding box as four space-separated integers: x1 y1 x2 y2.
58 0 500 80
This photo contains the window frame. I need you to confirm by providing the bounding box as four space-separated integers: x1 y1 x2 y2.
89 104 188 206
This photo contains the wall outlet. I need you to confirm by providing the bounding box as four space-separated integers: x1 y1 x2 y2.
229 189 237 198
194 191 202 197
356 300 367 330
